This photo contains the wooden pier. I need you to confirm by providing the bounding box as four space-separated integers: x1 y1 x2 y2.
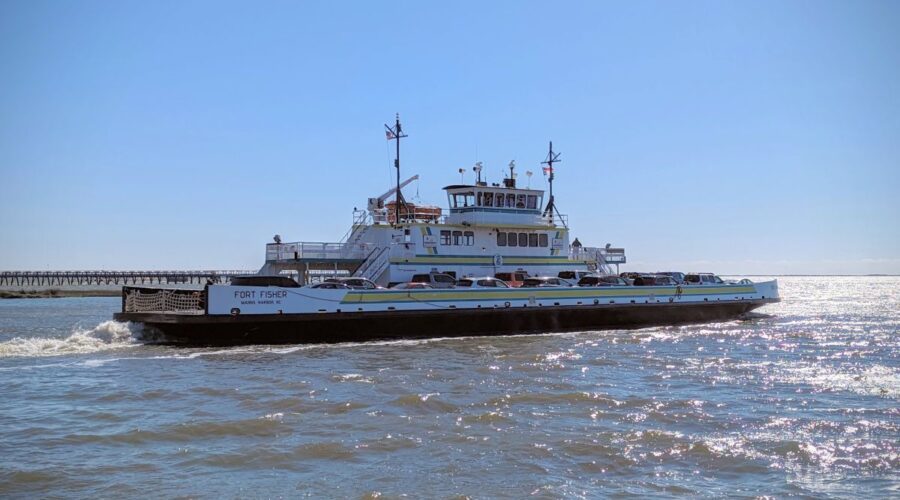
0 270 256 287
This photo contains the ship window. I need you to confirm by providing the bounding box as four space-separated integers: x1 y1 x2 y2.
464 231 474 246
539 234 549 247
529 233 538 247
497 232 507 246
482 192 493 207
518 233 528 247
452 230 463 245
516 194 526 208
495 193 504 208
527 195 537 209
440 230 451 245
508 233 517 247
506 194 516 208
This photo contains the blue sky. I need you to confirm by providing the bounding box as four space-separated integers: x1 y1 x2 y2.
1 0 898 274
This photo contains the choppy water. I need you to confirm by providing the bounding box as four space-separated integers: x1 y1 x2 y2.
0 277 897 498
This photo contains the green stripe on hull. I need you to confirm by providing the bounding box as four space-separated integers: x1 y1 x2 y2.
342 286 758 304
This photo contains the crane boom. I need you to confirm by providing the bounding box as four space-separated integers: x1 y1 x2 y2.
368 175 419 211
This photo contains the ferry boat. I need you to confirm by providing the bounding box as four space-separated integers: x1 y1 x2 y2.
114 116 780 345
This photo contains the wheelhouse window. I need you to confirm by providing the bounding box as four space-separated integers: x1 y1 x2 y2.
516 194 526 208
539 234 548 247
483 192 493 207
528 233 538 247
452 230 463 245
495 194 504 208
464 231 474 246
440 230 451 246
497 232 507 246
518 233 528 247
452 192 475 208
527 195 538 209
508 232 517 247
506 194 516 208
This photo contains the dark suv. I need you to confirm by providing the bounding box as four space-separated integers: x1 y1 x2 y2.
578 275 630 287
632 275 678 286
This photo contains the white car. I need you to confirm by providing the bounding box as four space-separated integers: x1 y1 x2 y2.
455 277 510 288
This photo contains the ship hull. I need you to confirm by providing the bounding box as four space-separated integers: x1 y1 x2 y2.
115 298 776 346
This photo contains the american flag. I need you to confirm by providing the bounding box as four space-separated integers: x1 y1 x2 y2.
385 129 396 140
542 166 553 175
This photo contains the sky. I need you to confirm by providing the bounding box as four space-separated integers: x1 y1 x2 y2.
1 0 898 274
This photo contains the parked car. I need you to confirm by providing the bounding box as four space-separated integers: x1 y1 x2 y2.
456 277 510 288
309 282 350 289
391 282 434 289
558 270 594 281
410 273 457 288
494 271 528 288
683 273 725 285
655 271 686 284
521 276 574 288
578 275 630 287
619 271 644 284
323 277 383 289
632 275 678 286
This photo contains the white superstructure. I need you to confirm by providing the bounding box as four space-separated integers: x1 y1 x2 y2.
259 117 625 286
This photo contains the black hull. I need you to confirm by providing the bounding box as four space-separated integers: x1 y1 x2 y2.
114 299 777 346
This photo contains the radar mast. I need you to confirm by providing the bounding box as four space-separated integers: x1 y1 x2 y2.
541 141 562 225
384 114 408 224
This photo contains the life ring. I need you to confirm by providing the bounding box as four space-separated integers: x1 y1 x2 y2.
493 255 503 266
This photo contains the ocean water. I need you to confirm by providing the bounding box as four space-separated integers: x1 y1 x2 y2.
0 276 897 498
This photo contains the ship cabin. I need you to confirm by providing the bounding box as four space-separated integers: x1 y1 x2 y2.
443 181 551 227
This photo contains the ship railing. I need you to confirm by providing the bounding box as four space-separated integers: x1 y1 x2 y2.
571 247 627 265
540 213 569 227
266 241 374 262
339 209 373 244
353 246 390 281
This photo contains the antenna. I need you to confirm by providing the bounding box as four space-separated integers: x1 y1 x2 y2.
473 162 483 184
458 167 466 184
384 113 408 225
525 170 533 188
541 141 562 225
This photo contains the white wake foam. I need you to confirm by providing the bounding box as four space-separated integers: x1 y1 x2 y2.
0 321 140 358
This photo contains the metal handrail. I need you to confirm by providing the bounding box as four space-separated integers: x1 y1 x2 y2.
266 241 372 261
354 247 390 280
